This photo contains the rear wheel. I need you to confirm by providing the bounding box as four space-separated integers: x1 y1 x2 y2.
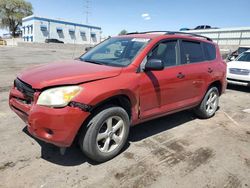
194 87 219 119
79 106 130 162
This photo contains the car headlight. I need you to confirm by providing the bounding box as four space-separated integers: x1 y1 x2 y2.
37 86 82 107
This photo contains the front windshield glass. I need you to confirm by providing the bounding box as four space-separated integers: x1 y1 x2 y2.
238 47 250 54
80 37 150 67
236 52 250 62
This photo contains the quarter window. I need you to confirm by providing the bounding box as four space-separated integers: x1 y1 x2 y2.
203 42 216 61
181 40 204 64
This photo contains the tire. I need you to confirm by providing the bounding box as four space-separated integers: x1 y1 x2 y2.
79 106 130 162
194 87 219 119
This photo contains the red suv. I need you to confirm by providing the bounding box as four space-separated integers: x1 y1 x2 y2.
9 31 227 162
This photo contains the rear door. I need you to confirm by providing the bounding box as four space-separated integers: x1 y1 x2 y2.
179 40 214 102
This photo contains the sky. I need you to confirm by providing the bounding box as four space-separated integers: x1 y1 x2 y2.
1 0 250 37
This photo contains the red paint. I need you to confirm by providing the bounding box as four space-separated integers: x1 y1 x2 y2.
9 33 226 147
18 60 122 89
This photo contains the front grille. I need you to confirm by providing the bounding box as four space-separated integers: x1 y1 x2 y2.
14 78 35 101
229 68 249 75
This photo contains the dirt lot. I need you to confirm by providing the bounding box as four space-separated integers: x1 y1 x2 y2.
0 46 250 188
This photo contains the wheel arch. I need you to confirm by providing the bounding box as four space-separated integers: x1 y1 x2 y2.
75 94 134 146
198 80 223 106
90 94 133 119
208 80 222 95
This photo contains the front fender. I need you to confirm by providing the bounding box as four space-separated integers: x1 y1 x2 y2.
72 73 140 123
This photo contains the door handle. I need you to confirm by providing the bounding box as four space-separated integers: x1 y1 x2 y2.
177 72 185 79
208 68 213 73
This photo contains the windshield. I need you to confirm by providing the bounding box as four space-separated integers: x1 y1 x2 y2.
80 37 150 67
238 47 250 54
236 52 250 62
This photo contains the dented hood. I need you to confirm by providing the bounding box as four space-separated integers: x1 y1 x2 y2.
18 60 122 89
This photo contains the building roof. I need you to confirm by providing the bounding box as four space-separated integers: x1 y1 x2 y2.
22 15 101 30
187 27 250 33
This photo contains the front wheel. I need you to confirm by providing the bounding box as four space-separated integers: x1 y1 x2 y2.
194 87 219 119
79 106 130 162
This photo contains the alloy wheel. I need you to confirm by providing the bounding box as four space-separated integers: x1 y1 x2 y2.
206 91 218 115
96 116 125 153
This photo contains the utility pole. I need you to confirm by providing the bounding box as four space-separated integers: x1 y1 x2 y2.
84 0 91 24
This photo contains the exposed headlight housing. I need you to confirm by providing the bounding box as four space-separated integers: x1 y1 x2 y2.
37 86 82 107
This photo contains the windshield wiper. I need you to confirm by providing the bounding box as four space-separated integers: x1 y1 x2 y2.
79 58 124 67
80 58 105 65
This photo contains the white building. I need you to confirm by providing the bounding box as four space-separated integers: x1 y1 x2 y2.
187 27 250 48
22 15 102 45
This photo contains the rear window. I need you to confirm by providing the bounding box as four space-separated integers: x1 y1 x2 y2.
181 40 204 64
203 42 216 61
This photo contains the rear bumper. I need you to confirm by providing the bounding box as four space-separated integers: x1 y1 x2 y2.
9 87 90 147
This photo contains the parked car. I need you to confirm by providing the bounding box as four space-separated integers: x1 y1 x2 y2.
0 38 7 45
85 46 93 52
9 31 227 162
227 50 250 86
194 25 212 30
45 38 64 43
193 25 219 30
227 46 250 61
180 28 190 31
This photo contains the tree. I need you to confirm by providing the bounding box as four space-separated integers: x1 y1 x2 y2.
118 29 128 35
0 0 33 37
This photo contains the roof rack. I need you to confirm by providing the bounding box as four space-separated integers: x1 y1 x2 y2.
126 31 212 41
166 31 212 41
126 31 168 35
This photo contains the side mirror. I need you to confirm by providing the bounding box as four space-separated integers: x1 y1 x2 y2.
228 55 235 61
230 56 236 61
144 59 164 71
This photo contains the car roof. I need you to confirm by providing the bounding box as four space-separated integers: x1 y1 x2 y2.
239 46 250 48
116 31 213 43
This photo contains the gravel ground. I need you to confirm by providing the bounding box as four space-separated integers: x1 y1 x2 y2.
0 46 250 188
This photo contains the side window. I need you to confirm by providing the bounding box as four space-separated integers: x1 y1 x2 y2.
203 42 216 61
148 40 178 67
181 40 204 64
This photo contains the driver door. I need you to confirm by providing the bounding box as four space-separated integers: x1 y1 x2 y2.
139 39 194 119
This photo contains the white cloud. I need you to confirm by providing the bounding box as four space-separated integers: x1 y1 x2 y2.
141 13 151 21
141 13 149 18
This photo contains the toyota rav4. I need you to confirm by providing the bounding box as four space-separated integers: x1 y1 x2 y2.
9 31 227 162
